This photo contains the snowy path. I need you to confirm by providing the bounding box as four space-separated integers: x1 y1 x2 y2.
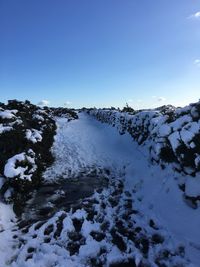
44 113 141 180
2 113 199 266
44 113 200 265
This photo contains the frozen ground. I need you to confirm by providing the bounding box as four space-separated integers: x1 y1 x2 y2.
0 113 200 266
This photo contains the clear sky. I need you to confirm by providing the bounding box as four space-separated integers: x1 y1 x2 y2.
0 0 200 108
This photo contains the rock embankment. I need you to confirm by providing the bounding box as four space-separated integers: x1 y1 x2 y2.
88 101 200 205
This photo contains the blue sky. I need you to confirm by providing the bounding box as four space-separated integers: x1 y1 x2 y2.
0 0 200 108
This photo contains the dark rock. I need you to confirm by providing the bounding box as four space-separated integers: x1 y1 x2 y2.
100 220 110 231
68 231 83 242
90 231 106 242
111 228 127 252
27 247 35 253
67 241 81 256
44 224 54 235
44 237 51 243
149 219 158 230
34 221 45 230
152 234 164 244
72 218 83 232
53 216 65 239
140 237 149 255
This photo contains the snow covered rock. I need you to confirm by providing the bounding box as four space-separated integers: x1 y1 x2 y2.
25 129 42 143
0 109 17 120
4 150 37 181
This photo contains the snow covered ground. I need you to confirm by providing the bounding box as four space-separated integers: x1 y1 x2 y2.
37 114 200 265
44 114 138 180
1 112 200 266
0 203 17 266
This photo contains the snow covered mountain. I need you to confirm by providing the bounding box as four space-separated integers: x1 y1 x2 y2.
0 100 200 267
